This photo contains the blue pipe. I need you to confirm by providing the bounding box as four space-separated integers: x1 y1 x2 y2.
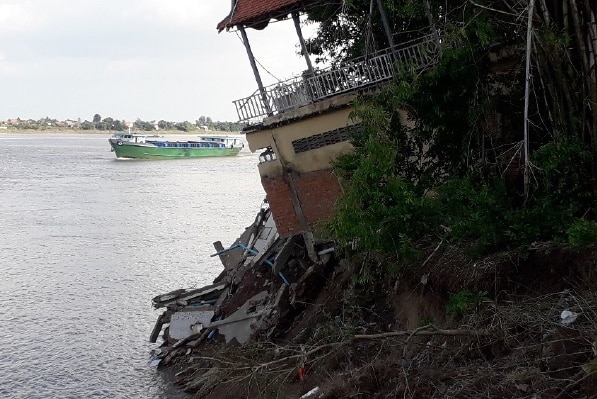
278 272 290 286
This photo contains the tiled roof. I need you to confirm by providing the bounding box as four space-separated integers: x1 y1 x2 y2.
217 0 320 31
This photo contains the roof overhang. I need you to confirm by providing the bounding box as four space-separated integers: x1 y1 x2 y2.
217 0 327 32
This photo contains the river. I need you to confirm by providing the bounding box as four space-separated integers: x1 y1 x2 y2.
0 133 265 398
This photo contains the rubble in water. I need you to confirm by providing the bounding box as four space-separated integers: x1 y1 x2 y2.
150 202 336 366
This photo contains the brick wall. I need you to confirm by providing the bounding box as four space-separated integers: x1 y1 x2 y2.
261 169 342 237
261 176 301 236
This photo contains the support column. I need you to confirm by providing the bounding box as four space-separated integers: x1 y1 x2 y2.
271 136 317 262
239 27 273 116
375 0 395 50
292 12 314 75
423 0 441 53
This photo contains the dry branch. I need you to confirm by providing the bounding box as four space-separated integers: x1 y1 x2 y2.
354 327 492 340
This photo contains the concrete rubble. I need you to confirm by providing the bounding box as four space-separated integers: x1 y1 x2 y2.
149 201 336 368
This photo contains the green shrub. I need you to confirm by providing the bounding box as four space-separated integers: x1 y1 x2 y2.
447 290 489 316
567 219 597 246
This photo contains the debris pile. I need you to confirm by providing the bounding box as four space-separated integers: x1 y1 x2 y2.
148 204 597 398
150 202 336 367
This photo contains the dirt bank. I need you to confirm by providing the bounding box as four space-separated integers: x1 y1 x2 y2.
151 209 597 399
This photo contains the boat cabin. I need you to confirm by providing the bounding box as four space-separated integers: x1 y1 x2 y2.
199 135 244 149
111 132 162 144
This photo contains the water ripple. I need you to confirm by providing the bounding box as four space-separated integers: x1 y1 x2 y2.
0 134 264 398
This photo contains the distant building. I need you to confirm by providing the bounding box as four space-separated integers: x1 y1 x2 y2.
65 119 80 128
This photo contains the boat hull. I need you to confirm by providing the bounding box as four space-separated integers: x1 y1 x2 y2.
109 140 241 159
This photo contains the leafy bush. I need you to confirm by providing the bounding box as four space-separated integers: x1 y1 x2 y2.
567 220 597 247
447 290 489 316
322 5 596 283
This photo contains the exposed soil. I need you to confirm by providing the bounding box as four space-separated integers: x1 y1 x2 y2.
162 242 597 399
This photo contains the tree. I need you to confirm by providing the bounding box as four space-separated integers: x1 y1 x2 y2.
305 0 437 65
93 114 101 124
81 121 94 130
134 119 154 131
175 121 195 132
318 0 597 259
112 120 124 131
158 120 174 130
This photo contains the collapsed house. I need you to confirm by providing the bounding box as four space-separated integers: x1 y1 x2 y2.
150 0 441 367
150 202 336 366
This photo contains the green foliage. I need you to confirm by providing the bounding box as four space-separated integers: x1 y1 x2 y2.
329 85 594 278
80 121 94 130
446 290 489 316
328 122 438 263
305 0 444 65
567 220 597 247
318 0 596 284
174 121 195 132
532 137 593 217
133 119 155 131
111 120 124 131
435 177 508 251
158 120 173 130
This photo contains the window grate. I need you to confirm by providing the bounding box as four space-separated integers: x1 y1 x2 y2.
292 124 361 154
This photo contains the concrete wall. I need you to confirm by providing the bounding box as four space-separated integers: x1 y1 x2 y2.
249 106 357 237
249 107 356 173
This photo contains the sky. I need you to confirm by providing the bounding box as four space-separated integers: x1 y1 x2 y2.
0 0 317 123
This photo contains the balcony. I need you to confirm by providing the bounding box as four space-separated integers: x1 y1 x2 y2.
233 33 440 123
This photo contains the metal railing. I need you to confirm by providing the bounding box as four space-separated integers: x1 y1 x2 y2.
233 33 440 122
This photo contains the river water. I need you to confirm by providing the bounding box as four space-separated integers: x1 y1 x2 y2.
0 133 265 398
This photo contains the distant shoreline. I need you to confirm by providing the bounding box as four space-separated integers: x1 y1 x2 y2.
0 129 242 135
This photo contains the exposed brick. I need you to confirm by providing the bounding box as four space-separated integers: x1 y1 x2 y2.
261 170 342 237
262 176 300 236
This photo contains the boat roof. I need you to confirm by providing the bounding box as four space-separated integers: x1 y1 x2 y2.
199 135 242 139
112 131 161 137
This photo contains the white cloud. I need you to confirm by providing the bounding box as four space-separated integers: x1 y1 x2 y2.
0 1 37 32
0 0 317 122
129 0 218 30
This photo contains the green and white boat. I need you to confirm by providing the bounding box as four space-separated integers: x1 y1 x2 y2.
108 132 243 159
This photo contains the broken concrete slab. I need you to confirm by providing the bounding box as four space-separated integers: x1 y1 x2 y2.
152 288 186 304
153 283 226 309
243 211 278 268
207 291 270 344
169 306 215 341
